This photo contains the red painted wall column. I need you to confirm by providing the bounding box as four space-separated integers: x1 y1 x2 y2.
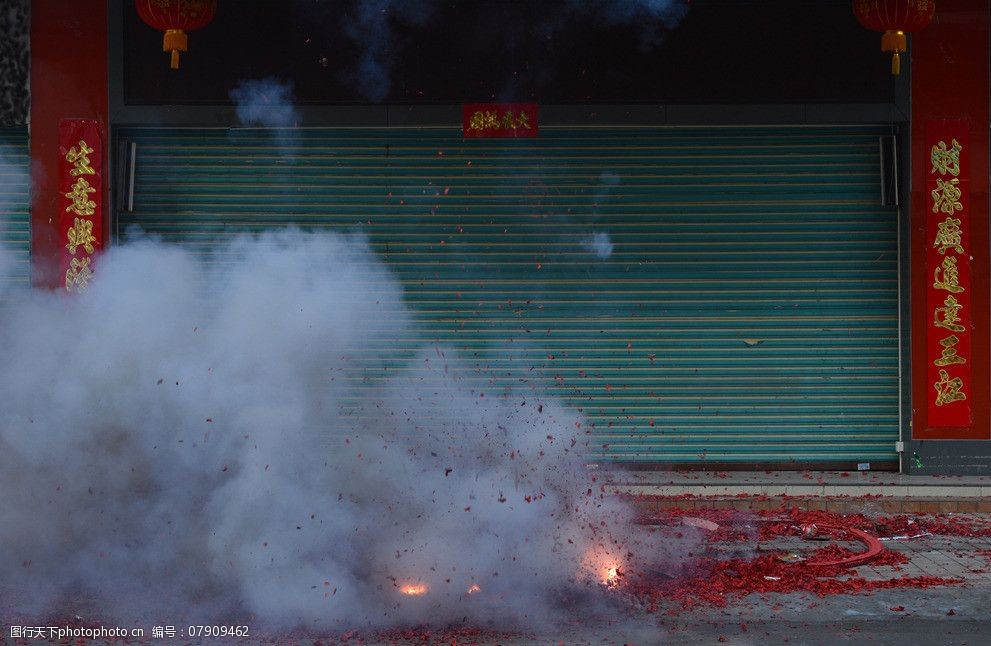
911 0 991 440
30 0 109 289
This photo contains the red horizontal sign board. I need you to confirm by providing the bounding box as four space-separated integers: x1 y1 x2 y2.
462 103 538 138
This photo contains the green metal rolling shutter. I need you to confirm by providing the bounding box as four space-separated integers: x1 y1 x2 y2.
0 127 30 291
117 125 899 466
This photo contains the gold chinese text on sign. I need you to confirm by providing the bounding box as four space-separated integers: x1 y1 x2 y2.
933 255 965 293
468 110 531 133
933 218 964 254
64 256 93 291
66 140 95 177
934 335 966 366
65 178 96 217
462 103 538 138
934 369 966 406
933 295 965 332
931 178 963 214
66 217 96 255
60 129 100 293
931 138 962 176
927 133 968 416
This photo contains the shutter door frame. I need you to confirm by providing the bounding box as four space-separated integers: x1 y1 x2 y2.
115 124 901 470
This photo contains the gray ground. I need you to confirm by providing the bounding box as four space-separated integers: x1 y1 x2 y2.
4 518 991 645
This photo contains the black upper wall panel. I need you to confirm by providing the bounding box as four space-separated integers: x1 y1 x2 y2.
122 0 895 106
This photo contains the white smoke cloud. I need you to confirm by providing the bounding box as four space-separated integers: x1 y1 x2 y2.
230 78 299 128
0 230 677 632
583 231 614 260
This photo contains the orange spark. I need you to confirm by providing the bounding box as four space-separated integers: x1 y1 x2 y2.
399 582 428 596
580 547 624 589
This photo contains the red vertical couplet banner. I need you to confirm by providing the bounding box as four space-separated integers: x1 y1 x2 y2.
924 120 971 427
58 119 103 292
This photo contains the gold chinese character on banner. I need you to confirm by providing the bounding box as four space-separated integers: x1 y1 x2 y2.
933 368 966 406
933 217 964 255
64 256 93 292
514 112 531 129
65 217 96 255
469 110 500 131
932 178 963 215
933 255 965 293
500 111 516 130
65 177 96 216
931 138 962 177
934 335 966 366
933 295 966 332
65 140 95 177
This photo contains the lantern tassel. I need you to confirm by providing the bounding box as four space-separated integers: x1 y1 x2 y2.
881 30 907 76
163 29 188 70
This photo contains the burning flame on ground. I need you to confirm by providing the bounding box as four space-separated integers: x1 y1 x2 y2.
399 582 428 596
581 547 624 589
467 583 481 594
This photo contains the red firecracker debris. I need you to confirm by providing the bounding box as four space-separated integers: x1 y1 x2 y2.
616 505 969 611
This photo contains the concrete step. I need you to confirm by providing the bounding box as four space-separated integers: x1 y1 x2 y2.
626 495 991 514
603 470 991 514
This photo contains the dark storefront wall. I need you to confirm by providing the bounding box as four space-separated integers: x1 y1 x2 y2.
119 0 896 107
115 124 900 467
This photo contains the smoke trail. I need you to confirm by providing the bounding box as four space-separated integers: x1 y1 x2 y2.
229 78 299 128
583 231 614 259
339 0 689 102
571 172 620 260
229 77 300 168
342 0 391 104
595 171 621 204
571 0 689 49
0 230 677 632
575 0 689 26
340 0 435 103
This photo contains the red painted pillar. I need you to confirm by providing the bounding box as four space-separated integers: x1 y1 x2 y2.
911 0 991 440
30 0 109 289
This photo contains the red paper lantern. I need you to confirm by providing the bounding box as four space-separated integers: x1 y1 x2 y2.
853 0 935 75
135 0 218 70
